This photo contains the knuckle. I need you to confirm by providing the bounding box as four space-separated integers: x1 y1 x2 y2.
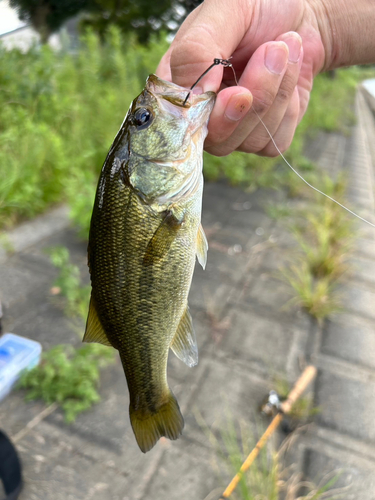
205 143 232 157
170 26 219 79
238 135 267 154
237 143 253 154
252 87 275 115
261 137 290 157
276 88 290 103
275 72 298 105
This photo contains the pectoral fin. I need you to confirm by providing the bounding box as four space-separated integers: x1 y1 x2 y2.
83 296 112 347
196 224 208 269
143 210 183 267
170 306 198 367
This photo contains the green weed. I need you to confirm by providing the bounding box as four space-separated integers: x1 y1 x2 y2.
281 262 342 322
199 416 280 500
0 233 15 254
292 224 349 280
18 343 114 422
0 28 168 235
17 247 116 422
198 414 342 500
17 246 116 421
279 172 354 321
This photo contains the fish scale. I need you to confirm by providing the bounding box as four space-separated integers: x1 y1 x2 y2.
84 75 215 452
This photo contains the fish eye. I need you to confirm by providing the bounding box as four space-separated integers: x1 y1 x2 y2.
133 108 153 130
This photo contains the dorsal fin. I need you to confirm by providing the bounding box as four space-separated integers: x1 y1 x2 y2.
170 306 198 367
196 224 208 269
83 295 112 347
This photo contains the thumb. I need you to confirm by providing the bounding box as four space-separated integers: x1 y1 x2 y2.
169 0 251 91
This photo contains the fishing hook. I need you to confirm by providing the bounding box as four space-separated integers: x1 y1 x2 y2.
183 57 238 106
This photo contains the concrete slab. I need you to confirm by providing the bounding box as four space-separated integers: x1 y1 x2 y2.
349 255 375 285
140 438 219 500
180 357 270 441
16 424 134 500
0 205 70 262
340 282 375 321
237 272 299 318
315 369 375 444
352 237 375 259
322 313 375 370
218 306 295 373
303 447 375 500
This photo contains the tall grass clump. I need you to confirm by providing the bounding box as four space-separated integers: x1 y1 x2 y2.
199 416 342 500
280 175 354 321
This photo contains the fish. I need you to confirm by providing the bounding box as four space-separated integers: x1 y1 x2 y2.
83 74 216 453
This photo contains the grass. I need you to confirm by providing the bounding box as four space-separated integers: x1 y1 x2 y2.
18 343 114 422
17 246 116 421
278 173 354 322
198 414 342 500
281 257 342 322
0 28 372 238
0 28 169 235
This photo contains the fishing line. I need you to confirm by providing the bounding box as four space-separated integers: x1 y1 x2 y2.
252 109 375 228
185 57 375 228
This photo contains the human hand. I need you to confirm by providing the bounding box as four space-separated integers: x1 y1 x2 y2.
157 0 327 157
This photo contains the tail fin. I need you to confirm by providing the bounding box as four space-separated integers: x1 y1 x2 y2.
129 392 184 453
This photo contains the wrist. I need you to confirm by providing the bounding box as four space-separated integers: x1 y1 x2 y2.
307 0 375 70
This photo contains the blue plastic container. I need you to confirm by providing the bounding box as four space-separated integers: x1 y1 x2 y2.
0 333 42 401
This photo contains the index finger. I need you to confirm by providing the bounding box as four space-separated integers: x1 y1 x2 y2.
168 0 253 91
156 5 203 81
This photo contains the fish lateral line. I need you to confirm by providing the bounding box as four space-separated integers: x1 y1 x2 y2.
252 108 375 229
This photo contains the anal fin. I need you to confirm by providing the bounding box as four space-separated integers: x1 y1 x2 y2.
170 306 198 367
83 295 112 347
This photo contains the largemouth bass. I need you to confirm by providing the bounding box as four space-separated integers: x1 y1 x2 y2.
83 75 215 453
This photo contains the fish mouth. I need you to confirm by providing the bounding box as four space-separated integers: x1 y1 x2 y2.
146 74 216 110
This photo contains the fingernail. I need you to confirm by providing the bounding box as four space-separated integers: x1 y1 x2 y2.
224 93 253 121
283 34 302 63
192 86 203 95
265 42 288 74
